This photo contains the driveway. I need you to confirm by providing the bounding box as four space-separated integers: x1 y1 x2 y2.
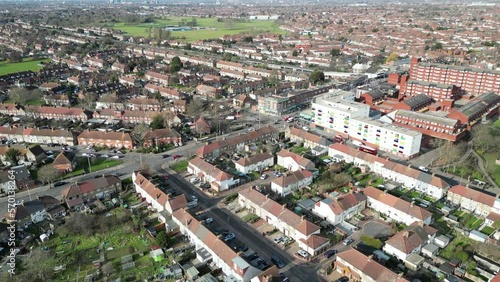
361 221 394 239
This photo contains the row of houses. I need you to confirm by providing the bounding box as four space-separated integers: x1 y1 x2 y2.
129 171 282 281
0 127 182 149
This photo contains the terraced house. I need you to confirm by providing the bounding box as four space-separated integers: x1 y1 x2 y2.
77 130 133 149
61 175 122 211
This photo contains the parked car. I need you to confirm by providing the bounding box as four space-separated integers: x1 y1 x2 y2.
172 154 182 160
234 244 248 252
205 218 213 224
271 255 285 268
273 236 283 244
162 154 170 158
418 166 430 172
260 174 268 180
343 238 354 246
297 249 309 258
224 233 235 241
337 276 349 282
53 181 67 187
280 273 290 282
280 237 293 245
324 250 337 258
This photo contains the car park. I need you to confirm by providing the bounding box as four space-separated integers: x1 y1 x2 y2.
297 249 309 258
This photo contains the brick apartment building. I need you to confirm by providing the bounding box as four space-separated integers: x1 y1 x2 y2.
409 57 500 96
402 80 460 101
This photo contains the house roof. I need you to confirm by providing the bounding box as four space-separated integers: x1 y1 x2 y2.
189 157 233 181
52 151 75 166
134 172 187 210
319 192 367 215
77 130 133 143
277 149 315 169
287 126 331 147
448 185 496 207
28 145 45 156
337 249 408 282
146 128 181 139
239 188 320 236
271 170 313 188
234 153 274 167
62 175 120 199
363 187 432 222
385 223 437 254
299 234 329 249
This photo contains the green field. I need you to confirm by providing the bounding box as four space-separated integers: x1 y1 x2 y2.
0 58 50 75
483 152 500 186
113 17 285 42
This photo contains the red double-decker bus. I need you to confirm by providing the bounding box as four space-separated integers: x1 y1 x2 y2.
359 145 377 155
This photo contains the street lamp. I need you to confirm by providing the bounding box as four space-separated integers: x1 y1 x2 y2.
87 155 92 173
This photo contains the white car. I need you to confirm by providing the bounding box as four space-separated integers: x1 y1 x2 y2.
418 166 430 172
302 126 309 131
109 155 120 159
297 249 309 258
273 236 284 244
205 218 213 224
81 153 89 157
190 177 200 184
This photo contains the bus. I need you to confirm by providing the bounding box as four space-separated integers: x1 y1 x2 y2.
334 135 345 143
359 145 377 155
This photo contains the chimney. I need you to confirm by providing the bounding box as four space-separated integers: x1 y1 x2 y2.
20 200 25 206
367 254 373 261
410 201 415 207
403 231 409 237
384 190 388 195
407 164 411 168
301 215 305 220
282 203 286 209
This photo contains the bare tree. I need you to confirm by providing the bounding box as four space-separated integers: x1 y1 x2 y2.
37 165 61 186
186 100 205 116
131 124 150 147
9 87 30 104
13 249 56 282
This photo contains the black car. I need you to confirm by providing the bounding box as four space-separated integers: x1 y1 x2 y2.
324 249 337 258
271 255 285 268
162 154 170 158
337 276 349 282
233 243 248 252
53 181 67 187
279 273 290 282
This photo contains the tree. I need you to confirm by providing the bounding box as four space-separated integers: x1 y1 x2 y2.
330 48 341 57
186 100 205 116
386 52 399 63
131 124 150 147
150 114 165 130
37 165 61 186
9 87 31 104
5 148 22 165
292 50 299 57
309 70 325 84
472 125 499 154
7 52 22 63
169 56 183 73
12 249 56 282
432 42 443 50
155 231 169 248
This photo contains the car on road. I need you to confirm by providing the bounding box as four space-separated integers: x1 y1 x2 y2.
260 174 268 180
343 238 354 246
337 276 349 282
273 236 283 244
81 153 88 157
418 166 430 172
205 218 213 224
324 249 337 258
172 154 182 160
297 249 309 258
279 273 290 282
224 233 235 241
53 181 67 187
109 155 121 159
162 154 170 158
271 255 285 268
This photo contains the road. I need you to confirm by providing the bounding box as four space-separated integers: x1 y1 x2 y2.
163 169 319 282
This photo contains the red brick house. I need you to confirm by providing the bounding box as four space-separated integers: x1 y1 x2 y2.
62 175 122 211
77 130 134 149
143 128 182 148
192 117 211 135
52 151 77 172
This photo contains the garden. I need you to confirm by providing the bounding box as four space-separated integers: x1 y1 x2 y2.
0 58 50 75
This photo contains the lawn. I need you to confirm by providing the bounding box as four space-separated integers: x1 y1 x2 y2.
480 226 495 236
483 152 500 186
0 58 50 75
112 17 285 42
64 158 123 177
440 235 472 262
360 235 383 249
291 146 309 155
170 160 188 173
407 190 421 199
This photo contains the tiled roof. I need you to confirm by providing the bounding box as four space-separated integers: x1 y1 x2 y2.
363 187 432 221
239 188 320 236
52 151 74 166
448 185 496 207
277 149 315 169
189 157 232 181
299 234 329 249
385 223 436 254
337 249 408 282
134 172 187 210
234 153 273 167
288 126 331 147
62 175 120 199
271 170 313 188
77 130 132 143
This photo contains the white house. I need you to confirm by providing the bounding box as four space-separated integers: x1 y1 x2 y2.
277 149 315 172
447 185 499 218
383 223 437 262
233 153 274 174
271 170 313 196
132 172 187 213
188 157 240 192
312 192 367 226
172 209 263 282
329 143 449 199
238 187 322 252
363 187 432 226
